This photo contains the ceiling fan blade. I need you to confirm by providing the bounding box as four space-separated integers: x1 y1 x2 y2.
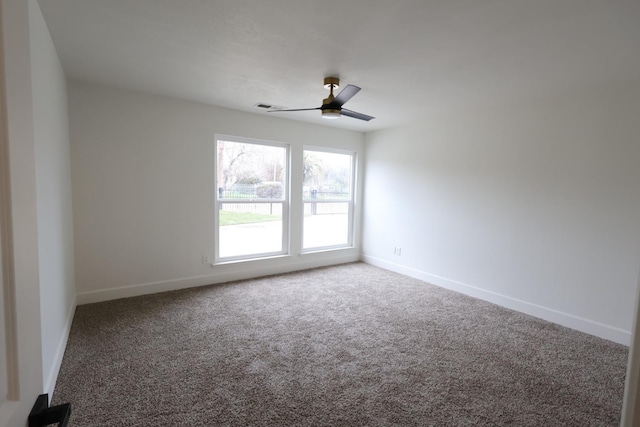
267 107 321 113
341 108 375 121
331 84 361 108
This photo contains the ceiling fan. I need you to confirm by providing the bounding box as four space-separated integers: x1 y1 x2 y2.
267 77 375 121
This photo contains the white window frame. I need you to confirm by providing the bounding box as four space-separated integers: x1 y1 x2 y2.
301 146 356 252
214 134 290 263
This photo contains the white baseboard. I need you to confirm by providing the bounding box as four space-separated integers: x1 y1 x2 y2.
45 294 77 398
362 254 631 346
77 253 360 305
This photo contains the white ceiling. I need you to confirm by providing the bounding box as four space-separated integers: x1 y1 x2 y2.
37 0 640 132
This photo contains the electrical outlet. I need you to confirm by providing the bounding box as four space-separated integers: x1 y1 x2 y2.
202 255 210 264
393 247 402 256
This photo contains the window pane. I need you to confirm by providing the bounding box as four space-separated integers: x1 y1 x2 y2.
303 150 353 250
303 151 352 201
218 141 286 201
303 202 349 248
219 202 283 258
216 138 287 261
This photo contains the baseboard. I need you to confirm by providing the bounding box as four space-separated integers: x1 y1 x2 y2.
44 294 77 398
362 254 631 346
77 253 360 305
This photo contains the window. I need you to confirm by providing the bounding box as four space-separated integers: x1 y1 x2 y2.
215 136 289 262
302 148 355 250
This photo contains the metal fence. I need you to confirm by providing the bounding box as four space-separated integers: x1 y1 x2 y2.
219 202 347 216
219 184 257 199
219 184 349 201
304 190 350 200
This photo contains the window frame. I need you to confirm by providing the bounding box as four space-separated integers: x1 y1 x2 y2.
214 134 290 263
301 146 357 252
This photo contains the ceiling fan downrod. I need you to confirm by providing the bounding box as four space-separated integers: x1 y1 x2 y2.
322 77 341 119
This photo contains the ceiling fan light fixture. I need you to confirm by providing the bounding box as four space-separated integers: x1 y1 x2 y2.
322 109 341 119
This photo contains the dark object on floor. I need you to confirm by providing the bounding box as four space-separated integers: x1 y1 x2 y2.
29 393 70 427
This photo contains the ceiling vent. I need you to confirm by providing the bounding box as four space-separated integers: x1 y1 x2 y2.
254 103 286 111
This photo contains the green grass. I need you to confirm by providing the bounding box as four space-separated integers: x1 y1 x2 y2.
221 192 254 199
219 210 280 226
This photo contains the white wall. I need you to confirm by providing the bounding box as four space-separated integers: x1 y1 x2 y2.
29 0 75 397
68 81 364 303
362 80 640 345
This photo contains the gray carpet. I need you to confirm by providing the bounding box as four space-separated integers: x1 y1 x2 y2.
53 262 628 426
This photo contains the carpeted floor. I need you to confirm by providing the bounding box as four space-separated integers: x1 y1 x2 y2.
53 262 628 426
